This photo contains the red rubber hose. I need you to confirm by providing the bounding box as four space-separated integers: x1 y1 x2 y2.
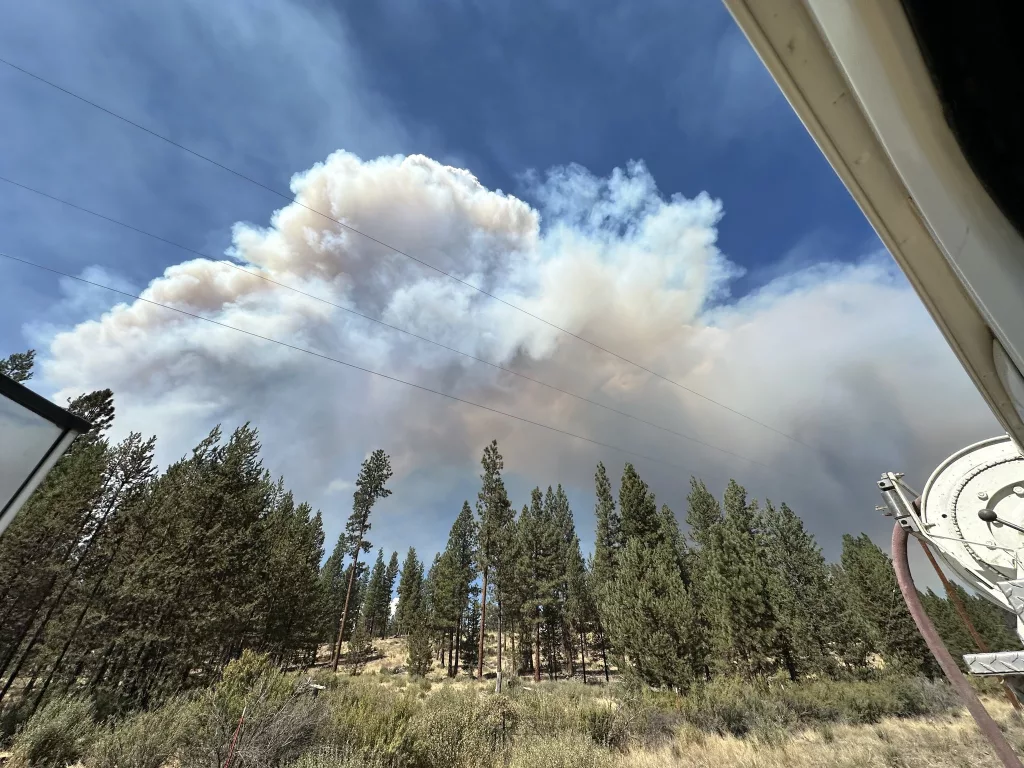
892 522 1023 768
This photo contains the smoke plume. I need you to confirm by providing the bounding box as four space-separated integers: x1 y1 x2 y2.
40 151 1000 558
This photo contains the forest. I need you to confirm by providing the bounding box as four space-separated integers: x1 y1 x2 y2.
0 348 1020 765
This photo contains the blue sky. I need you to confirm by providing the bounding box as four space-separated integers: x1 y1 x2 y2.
0 0 993 564
1 0 873 343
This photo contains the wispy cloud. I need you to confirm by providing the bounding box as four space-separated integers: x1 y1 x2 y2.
326 479 354 495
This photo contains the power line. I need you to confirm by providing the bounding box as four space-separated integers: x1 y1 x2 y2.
1 249 732 478
0 174 783 475
0 54 814 452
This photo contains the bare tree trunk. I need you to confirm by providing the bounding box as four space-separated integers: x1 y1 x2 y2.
599 623 610 682
453 614 462 676
580 630 588 684
534 620 541 683
494 599 503 693
332 536 363 672
477 567 488 679
447 628 455 676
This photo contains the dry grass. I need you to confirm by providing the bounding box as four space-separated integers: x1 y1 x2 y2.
620 698 1024 768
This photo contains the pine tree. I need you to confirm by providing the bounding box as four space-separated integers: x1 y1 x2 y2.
360 550 388 639
590 463 619 682
407 617 433 678
760 501 833 679
332 449 393 671
434 502 477 676
519 489 560 681
346 620 373 676
320 542 347 644
602 463 698 689
825 561 878 670
618 463 660 549
605 536 697 691
395 548 423 636
0 349 35 382
461 595 480 675
684 477 722 682
383 551 400 638
474 440 515 686
705 480 777 679
840 533 935 675
563 535 595 683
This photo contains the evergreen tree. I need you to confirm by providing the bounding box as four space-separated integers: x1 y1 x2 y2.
684 477 722 681
360 550 388 639
706 480 777 679
825 561 878 670
461 595 480 675
591 462 620 598
434 502 477 676
474 440 515 685
407 617 433 678
563 535 596 683
603 463 698 690
685 477 722 549
320 542 347 643
606 537 697 691
590 463 619 681
618 463 660 549
760 501 833 679
395 548 423 636
0 349 35 382
383 551 400 638
519 489 560 681
841 533 935 675
346 620 373 676
332 449 393 671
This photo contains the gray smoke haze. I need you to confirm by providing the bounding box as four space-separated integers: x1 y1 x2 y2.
40 151 1000 561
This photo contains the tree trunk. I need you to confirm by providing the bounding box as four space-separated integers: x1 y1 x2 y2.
548 625 556 681
580 630 588 684
494 599 503 694
564 623 575 678
333 536 363 672
534 620 541 683
510 626 516 678
600 632 610 682
453 614 462 676
477 567 488 679
447 628 455 676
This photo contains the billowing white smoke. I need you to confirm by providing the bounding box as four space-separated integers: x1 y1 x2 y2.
40 151 999 558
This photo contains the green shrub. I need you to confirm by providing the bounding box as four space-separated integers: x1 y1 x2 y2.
679 676 791 737
89 695 199 768
675 674 959 736
181 650 326 768
506 733 611 768
289 744 385 768
509 683 651 750
408 689 518 768
318 680 418 767
7 696 99 768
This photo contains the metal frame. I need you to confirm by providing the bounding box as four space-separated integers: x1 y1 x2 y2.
0 375 92 536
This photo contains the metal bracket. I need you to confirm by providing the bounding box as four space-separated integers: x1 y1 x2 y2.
878 472 921 532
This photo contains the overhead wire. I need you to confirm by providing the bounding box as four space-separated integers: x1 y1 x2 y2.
0 174 786 476
0 53 815 453
1 249 742 480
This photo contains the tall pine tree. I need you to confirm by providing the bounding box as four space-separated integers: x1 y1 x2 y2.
332 449 393 671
